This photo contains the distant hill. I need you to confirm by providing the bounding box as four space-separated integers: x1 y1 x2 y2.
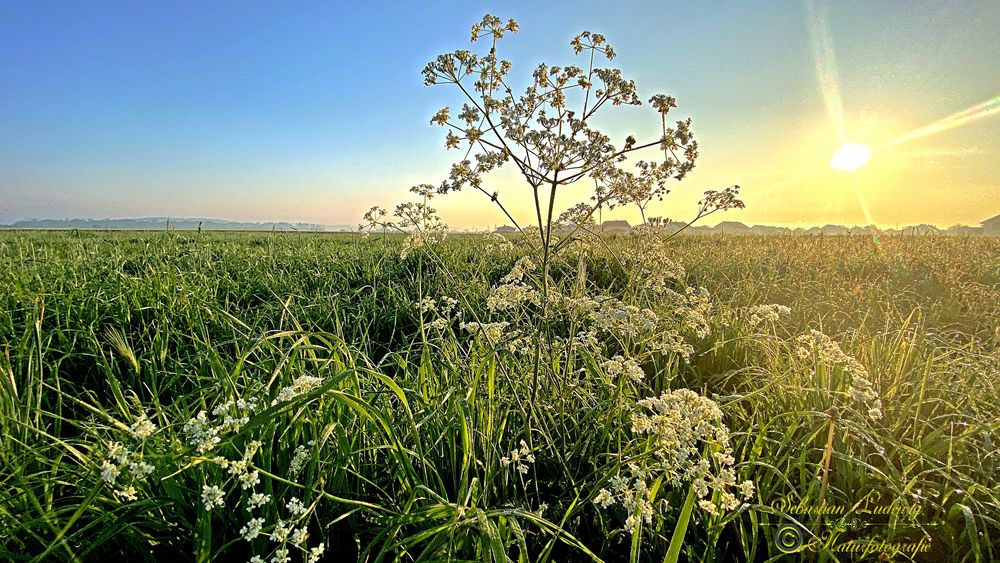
0 217 355 231
488 219 998 236
4 216 997 236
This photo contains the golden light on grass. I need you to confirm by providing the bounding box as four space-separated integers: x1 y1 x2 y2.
829 142 873 172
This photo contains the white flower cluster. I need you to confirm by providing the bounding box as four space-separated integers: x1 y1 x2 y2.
500 439 535 475
212 397 260 432
130 415 157 440
460 321 510 344
473 253 710 383
183 411 222 453
601 355 645 383
364 197 449 260
631 389 728 481
594 389 754 533
288 442 313 477
795 330 883 420
286 496 307 517
99 427 156 502
401 230 448 260
216 439 263 490
249 492 272 509
500 256 535 284
271 375 324 406
675 286 712 339
483 230 515 252
487 257 544 313
747 304 791 327
588 299 659 339
649 328 695 361
241 517 265 540
486 281 542 312
307 544 326 563
419 296 461 330
244 491 324 562
201 484 225 511
115 485 138 502
592 464 654 533
621 238 686 297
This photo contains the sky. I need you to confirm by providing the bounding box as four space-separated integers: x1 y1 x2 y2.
1 0 998 228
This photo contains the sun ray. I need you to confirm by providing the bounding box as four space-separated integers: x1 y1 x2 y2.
881 94 1000 148
804 2 877 226
850 175 875 226
805 0 847 141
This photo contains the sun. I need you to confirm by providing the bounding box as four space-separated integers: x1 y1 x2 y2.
829 142 873 171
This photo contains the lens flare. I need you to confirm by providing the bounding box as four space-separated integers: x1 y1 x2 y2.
881 94 1000 149
806 0 847 141
830 143 873 171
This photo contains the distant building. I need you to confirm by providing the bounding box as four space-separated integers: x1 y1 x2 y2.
600 220 631 233
715 221 749 233
749 225 787 235
945 224 983 236
981 214 1000 236
494 225 517 234
848 225 880 235
908 224 940 235
662 220 687 234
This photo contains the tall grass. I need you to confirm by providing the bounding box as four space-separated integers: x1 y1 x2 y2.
0 230 997 562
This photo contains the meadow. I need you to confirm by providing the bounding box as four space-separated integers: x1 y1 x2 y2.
0 230 997 562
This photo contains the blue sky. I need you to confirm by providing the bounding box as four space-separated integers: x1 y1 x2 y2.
2 1 998 227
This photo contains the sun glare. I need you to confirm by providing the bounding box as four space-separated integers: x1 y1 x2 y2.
829 142 872 171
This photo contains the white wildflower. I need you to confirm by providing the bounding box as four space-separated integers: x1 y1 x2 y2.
107 441 129 465
201 485 225 511
601 356 646 383
747 304 791 327
240 470 260 490
270 520 291 542
286 497 307 517
130 416 157 440
272 375 324 405
289 445 310 476
241 517 265 541
249 492 272 509
501 439 535 475
593 489 614 508
795 330 883 420
290 527 308 546
115 485 137 501
129 461 155 480
270 547 290 563
720 491 740 511
183 411 221 453
100 460 120 485
307 543 325 563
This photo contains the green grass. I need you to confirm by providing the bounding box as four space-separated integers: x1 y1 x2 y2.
0 230 997 562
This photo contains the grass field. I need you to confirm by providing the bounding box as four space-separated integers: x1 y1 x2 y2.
1 230 997 562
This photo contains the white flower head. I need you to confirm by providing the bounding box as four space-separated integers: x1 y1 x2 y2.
99 460 120 485
201 485 225 511
130 415 157 440
241 517 265 541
